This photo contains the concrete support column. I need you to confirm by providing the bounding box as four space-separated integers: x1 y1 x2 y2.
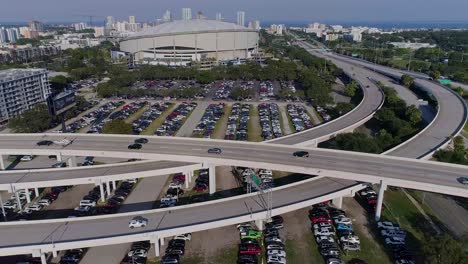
52 251 57 258
0 192 7 221
67 156 77 167
15 191 22 210
25 189 31 203
375 181 387 221
0 155 5 170
105 181 111 197
112 181 116 190
187 171 192 183
56 153 63 162
332 197 343 209
34 188 39 197
160 237 165 246
255 219 265 231
40 253 47 264
209 166 216 195
99 184 105 203
151 238 160 257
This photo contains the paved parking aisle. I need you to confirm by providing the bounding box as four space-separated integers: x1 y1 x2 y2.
79 175 170 264
279 104 293 135
176 101 209 137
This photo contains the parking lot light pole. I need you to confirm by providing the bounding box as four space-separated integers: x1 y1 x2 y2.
375 180 387 221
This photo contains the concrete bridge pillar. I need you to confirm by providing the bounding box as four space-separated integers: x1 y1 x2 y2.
25 189 31 203
52 250 58 258
105 181 111 197
375 180 387 221
32 249 47 264
99 183 105 203
160 237 165 246
151 238 160 257
56 153 63 162
0 155 5 170
15 191 22 211
185 171 190 189
255 219 265 231
67 156 77 167
34 188 39 197
40 252 47 264
111 181 116 190
209 166 216 194
332 197 343 209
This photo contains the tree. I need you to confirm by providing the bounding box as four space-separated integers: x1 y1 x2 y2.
377 129 396 149
405 105 422 126
8 104 53 133
400 74 415 88
344 81 358 97
332 133 382 154
429 70 441 80
422 234 468 264
102 119 132 134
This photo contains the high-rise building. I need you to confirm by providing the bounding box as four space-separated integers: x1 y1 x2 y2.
106 16 115 28
248 20 261 30
6 28 19 43
182 8 192 20
29 21 44 32
237 11 245 27
163 10 172 22
129 16 136 24
0 28 8 43
73 22 88 31
93 27 105 37
0 69 51 121
215 12 222 21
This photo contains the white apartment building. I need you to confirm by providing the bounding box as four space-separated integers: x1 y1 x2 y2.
0 69 51 121
237 11 245 27
182 8 192 20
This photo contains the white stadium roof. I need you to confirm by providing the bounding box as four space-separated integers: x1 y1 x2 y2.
127 19 255 39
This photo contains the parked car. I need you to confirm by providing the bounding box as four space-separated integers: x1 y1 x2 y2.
174 233 192 241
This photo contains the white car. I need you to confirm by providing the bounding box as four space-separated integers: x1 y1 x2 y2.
334 217 352 225
266 250 286 258
129 217 148 229
340 235 360 244
53 139 72 146
236 223 252 229
313 222 332 229
125 178 138 183
168 183 182 189
385 237 405 245
79 200 96 207
3 200 18 209
26 204 43 211
20 155 34 161
267 255 286 264
174 233 192 241
265 236 283 244
316 236 334 243
378 221 400 230
127 249 148 258
314 227 335 236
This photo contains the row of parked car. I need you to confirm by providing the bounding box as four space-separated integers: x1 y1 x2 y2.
59 248 87 264
236 215 286 264
309 203 361 263
214 81 235 100
225 103 250 141
160 233 192 264
62 101 124 133
357 187 385 213
155 102 197 136
193 103 225 138
132 102 171 134
258 103 283 140
121 240 151 264
89 102 147 134
287 104 313 132
238 168 275 192
259 81 275 98
377 221 414 264
193 169 210 193
159 173 186 208
315 106 332 122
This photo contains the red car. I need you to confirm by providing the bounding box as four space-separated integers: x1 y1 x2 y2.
193 183 208 192
309 216 332 224
173 174 186 182
239 244 261 255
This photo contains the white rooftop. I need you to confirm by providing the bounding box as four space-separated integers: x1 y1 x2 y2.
127 19 254 39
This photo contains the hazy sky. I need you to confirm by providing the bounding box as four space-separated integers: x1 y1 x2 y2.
2 0 468 23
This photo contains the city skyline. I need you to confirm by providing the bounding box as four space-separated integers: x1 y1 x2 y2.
1 0 468 23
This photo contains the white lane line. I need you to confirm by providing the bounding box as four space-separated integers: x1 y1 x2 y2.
191 148 202 151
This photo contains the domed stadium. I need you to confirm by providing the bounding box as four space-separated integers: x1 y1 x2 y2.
119 19 259 66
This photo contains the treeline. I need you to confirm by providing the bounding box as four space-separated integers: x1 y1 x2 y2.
8 96 91 133
330 85 423 153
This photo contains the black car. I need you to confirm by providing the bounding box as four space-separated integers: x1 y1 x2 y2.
293 151 309 157
37 140 53 146
207 148 222 154
128 143 142 150
135 138 149 144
